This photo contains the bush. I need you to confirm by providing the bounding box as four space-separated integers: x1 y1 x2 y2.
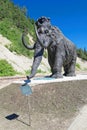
0 0 35 36
76 63 81 69
0 59 17 76
77 48 87 61
0 0 35 58
0 19 34 58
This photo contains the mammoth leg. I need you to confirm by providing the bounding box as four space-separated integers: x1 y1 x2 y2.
64 60 76 76
51 46 63 78
51 57 63 78
48 50 55 76
27 43 44 79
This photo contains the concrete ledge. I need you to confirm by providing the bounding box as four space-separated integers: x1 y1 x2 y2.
14 74 87 85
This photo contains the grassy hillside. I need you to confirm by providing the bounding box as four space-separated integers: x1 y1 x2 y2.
77 48 87 61
0 0 35 34
0 59 17 76
0 0 35 57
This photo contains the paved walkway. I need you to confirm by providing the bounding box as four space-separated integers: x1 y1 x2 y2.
68 105 87 130
0 76 25 89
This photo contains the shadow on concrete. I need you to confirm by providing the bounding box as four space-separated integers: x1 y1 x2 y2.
5 113 30 126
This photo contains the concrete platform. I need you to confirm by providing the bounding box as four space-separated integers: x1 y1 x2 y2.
14 74 87 85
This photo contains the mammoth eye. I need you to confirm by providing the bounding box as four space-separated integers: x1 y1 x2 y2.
45 30 49 33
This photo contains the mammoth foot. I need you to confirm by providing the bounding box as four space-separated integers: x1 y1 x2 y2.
51 73 63 78
63 72 76 77
26 76 30 80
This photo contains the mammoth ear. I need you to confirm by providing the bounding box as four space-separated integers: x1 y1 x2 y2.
45 30 49 33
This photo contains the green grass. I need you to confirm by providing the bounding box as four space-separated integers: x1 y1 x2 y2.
43 50 48 58
25 69 31 75
0 59 17 76
37 69 46 74
0 19 34 58
76 63 81 69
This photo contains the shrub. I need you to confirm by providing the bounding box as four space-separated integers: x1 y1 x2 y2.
76 63 81 69
0 59 17 76
0 0 35 58
0 19 34 58
77 48 87 61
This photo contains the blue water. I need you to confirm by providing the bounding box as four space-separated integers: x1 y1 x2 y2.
34 77 55 80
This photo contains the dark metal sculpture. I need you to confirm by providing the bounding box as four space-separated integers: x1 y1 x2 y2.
22 16 77 79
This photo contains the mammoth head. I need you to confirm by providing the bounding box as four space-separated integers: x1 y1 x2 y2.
22 16 52 50
35 16 51 28
35 23 52 48
35 16 52 48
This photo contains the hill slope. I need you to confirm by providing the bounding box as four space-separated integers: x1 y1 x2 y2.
0 0 50 76
0 34 87 76
0 34 50 75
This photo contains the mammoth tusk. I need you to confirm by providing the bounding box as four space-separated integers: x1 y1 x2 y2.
22 33 35 50
34 24 45 48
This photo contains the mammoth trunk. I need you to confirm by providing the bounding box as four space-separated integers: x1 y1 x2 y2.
28 43 44 79
29 56 42 78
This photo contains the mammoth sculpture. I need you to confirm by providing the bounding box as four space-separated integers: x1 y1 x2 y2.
22 16 77 79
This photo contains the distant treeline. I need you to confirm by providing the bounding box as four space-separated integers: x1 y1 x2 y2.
77 48 87 61
0 0 35 36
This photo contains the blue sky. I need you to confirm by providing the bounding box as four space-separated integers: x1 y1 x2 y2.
13 0 87 49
